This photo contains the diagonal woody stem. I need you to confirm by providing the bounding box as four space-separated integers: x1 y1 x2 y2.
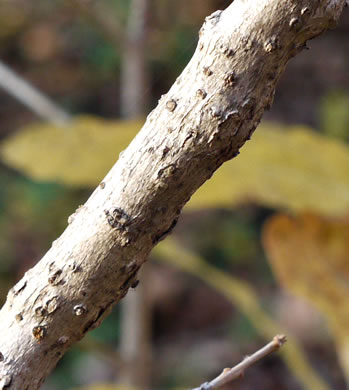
0 1 346 389
191 335 287 390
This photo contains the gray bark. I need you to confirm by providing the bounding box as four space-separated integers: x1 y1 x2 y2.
0 1 346 389
120 0 150 117
119 0 153 387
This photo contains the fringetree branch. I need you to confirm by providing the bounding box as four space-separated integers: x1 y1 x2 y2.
0 1 346 389
191 335 287 390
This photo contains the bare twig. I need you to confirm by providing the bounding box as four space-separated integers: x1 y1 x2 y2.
0 60 71 126
155 239 330 390
191 335 287 390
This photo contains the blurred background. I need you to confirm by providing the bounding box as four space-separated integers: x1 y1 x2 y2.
0 1 349 389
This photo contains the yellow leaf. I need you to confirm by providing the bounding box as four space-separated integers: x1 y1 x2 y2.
188 123 349 216
71 384 136 390
2 119 349 216
263 213 349 381
0 115 143 187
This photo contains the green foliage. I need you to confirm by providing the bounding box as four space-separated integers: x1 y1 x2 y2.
49 346 86 389
89 307 121 345
81 31 121 77
188 211 261 271
0 174 88 307
320 90 349 142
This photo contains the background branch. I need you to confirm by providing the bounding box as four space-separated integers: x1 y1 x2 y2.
0 60 71 126
191 335 287 390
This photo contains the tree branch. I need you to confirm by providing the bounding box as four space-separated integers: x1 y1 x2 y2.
0 1 346 389
191 335 287 390
0 60 71 126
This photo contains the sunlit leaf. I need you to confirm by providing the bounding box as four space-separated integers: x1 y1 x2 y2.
153 239 331 390
71 384 136 390
188 123 349 216
263 213 349 381
0 115 143 187
2 119 349 216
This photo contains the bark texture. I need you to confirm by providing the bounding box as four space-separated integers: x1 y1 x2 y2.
0 1 346 389
119 0 153 387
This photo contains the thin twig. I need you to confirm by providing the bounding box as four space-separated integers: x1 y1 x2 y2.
191 335 287 390
0 60 71 126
